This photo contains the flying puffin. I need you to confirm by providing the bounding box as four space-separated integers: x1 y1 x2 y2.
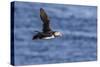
32 8 62 40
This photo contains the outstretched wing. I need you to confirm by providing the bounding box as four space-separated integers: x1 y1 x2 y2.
40 8 52 33
40 8 50 23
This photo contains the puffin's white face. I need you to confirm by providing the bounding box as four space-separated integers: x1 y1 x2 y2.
54 32 62 37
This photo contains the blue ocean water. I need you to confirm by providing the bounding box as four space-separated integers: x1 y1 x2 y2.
13 1 97 65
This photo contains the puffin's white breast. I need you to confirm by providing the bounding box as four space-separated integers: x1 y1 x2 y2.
43 35 55 39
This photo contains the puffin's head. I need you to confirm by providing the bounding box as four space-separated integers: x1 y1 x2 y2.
54 31 62 37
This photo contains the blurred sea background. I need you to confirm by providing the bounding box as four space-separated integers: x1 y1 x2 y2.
13 1 97 65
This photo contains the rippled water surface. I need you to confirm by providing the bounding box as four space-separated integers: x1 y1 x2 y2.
12 1 97 65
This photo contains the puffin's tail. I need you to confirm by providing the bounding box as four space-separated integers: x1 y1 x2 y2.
32 34 38 40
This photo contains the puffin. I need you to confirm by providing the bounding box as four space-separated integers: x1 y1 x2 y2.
32 8 62 40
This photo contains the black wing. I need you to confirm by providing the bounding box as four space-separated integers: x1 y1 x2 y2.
40 8 52 33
